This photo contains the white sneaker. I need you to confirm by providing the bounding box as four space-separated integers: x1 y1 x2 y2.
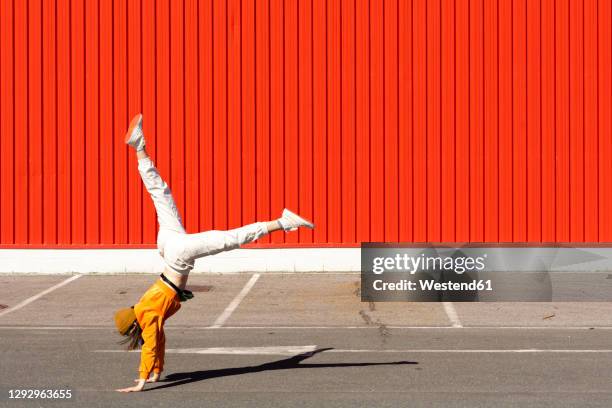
124 114 145 151
278 209 314 231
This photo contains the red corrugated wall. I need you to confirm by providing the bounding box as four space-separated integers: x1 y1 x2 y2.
1 0 611 247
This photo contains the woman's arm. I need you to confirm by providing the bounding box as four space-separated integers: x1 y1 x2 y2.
115 314 160 393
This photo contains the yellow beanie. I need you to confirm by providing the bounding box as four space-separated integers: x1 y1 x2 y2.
114 307 137 335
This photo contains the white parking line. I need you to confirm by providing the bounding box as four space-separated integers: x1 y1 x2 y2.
2 325 612 330
442 302 463 327
95 345 319 355
0 274 83 318
331 349 612 353
93 347 612 354
210 273 260 328
212 325 610 330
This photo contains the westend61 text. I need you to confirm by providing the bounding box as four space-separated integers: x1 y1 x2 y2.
372 279 493 292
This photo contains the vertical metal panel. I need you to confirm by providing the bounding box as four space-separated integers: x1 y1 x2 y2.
255 0 271 243
269 0 284 243
541 0 556 242
170 0 185 233
127 0 143 243
555 0 570 242
455 0 469 242
185 0 200 233
227 0 242 230
28 0 43 245
14 0 28 245
199 0 214 234
326 0 341 243
600 0 612 242
85 0 100 243
113 0 128 244
284 0 299 244
513 0 527 242
526 0 541 242
141 0 157 243
1 0 612 247
70 0 85 244
0 0 14 244
100 0 115 243
297 0 314 244
440 0 455 243
384 0 399 242
584 0 598 241
42 0 57 244
56 0 71 244
312 0 327 244
341 0 355 243
469 0 484 242
397 0 412 243
425 0 440 242
569 0 584 241
213 0 228 231
369 0 384 242
483 0 498 242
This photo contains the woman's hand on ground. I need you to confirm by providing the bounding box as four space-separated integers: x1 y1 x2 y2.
116 379 146 392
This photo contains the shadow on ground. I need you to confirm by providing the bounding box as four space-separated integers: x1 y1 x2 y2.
148 348 418 391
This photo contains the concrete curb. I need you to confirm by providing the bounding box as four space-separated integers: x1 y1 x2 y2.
0 248 361 273
4 247 612 274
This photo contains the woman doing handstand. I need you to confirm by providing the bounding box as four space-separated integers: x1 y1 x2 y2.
114 114 314 392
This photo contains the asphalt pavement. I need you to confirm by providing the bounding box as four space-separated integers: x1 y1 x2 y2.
1 273 612 407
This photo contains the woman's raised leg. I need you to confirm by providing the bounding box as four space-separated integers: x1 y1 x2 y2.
125 114 185 234
179 209 314 261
